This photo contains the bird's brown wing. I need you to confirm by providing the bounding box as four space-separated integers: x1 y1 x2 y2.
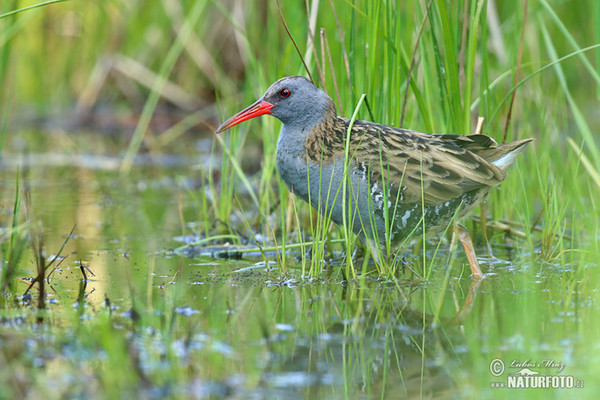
346 121 507 206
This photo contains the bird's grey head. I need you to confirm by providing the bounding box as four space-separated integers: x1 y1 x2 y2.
262 76 333 128
215 76 336 134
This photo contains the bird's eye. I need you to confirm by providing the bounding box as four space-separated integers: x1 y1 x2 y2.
280 89 290 98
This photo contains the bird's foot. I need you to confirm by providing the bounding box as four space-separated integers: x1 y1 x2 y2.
453 223 483 280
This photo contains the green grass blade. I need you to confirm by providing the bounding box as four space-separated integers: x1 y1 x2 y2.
0 0 67 19
539 18 599 169
120 0 208 173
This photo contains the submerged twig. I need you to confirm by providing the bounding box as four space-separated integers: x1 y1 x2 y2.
46 255 68 281
24 225 76 297
78 259 96 281
31 226 46 321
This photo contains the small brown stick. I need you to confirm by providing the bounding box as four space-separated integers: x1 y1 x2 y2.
277 0 315 85
17 278 39 292
45 255 68 281
321 29 344 117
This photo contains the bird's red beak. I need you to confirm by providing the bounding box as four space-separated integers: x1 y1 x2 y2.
215 99 274 133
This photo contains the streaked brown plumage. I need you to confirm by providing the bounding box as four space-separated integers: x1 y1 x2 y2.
305 99 531 206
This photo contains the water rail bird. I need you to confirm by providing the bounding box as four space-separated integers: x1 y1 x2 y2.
216 76 533 279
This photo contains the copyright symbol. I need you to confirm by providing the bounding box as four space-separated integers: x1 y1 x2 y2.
490 359 504 376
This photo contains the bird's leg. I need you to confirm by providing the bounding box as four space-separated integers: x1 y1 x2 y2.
453 223 483 280
479 203 495 269
451 278 483 324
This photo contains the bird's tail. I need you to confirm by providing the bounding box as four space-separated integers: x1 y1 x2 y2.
489 138 534 171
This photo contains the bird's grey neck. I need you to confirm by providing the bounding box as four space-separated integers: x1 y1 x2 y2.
277 98 338 156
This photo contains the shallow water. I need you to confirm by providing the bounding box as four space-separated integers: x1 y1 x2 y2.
0 133 597 399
